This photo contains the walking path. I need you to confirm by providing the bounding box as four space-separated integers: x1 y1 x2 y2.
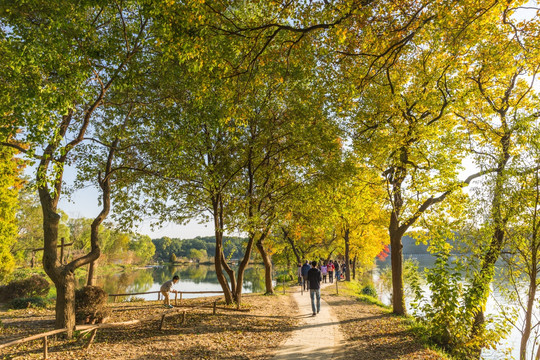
272 283 345 360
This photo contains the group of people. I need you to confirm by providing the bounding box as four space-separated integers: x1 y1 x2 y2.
297 259 347 316
298 260 346 289
160 260 348 314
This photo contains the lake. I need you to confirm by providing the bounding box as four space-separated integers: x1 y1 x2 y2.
87 264 268 301
374 255 525 360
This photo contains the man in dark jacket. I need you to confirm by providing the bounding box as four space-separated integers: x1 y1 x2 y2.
307 260 322 315
301 260 311 291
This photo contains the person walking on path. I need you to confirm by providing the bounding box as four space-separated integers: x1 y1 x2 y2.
307 260 322 316
271 275 344 360
297 263 303 285
327 261 334 283
321 262 328 283
301 260 311 291
160 275 179 308
334 261 341 282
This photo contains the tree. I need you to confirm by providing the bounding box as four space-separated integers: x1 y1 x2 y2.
0 1 151 336
189 248 207 263
152 237 174 262
103 228 130 258
129 234 156 265
16 186 44 256
0 147 23 283
499 162 540 360
457 6 540 349
275 177 343 267
229 42 341 296
332 165 388 282
346 48 467 314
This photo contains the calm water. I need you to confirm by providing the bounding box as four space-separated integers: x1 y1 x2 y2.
374 255 523 360
86 264 267 301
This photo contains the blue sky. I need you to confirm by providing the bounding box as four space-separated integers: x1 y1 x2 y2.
58 182 215 239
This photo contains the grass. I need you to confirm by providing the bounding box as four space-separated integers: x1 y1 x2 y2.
404 317 455 360
333 278 390 308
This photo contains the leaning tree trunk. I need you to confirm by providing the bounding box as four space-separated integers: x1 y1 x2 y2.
283 227 301 264
220 251 236 295
520 175 540 360
214 234 233 304
233 232 257 305
521 270 537 360
256 235 273 295
468 132 512 352
86 134 119 287
212 196 233 304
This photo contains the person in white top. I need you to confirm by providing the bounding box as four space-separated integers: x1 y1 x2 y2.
160 275 179 308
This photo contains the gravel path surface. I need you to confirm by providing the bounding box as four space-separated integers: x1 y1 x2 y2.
272 282 344 360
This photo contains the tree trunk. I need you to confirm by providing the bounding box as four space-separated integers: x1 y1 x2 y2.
214 235 233 304
86 135 118 287
220 251 236 295
39 184 77 336
326 248 336 263
256 236 274 294
344 227 351 281
520 273 536 360
522 170 540 360
212 196 233 304
54 271 76 338
389 226 406 315
87 262 95 286
233 232 257 304
352 255 357 280
283 227 301 264
468 131 511 343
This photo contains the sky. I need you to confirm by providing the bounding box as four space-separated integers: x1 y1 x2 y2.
59 186 215 239
56 166 215 240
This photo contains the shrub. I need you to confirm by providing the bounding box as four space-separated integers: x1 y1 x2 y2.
361 284 378 297
10 297 48 309
0 275 50 302
410 249 510 358
75 286 109 324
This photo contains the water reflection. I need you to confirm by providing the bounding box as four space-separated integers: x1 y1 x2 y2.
87 264 267 300
375 256 518 359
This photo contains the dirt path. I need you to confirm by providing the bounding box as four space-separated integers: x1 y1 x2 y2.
272 283 344 360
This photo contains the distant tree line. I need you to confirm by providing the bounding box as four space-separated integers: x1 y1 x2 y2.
152 236 246 263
